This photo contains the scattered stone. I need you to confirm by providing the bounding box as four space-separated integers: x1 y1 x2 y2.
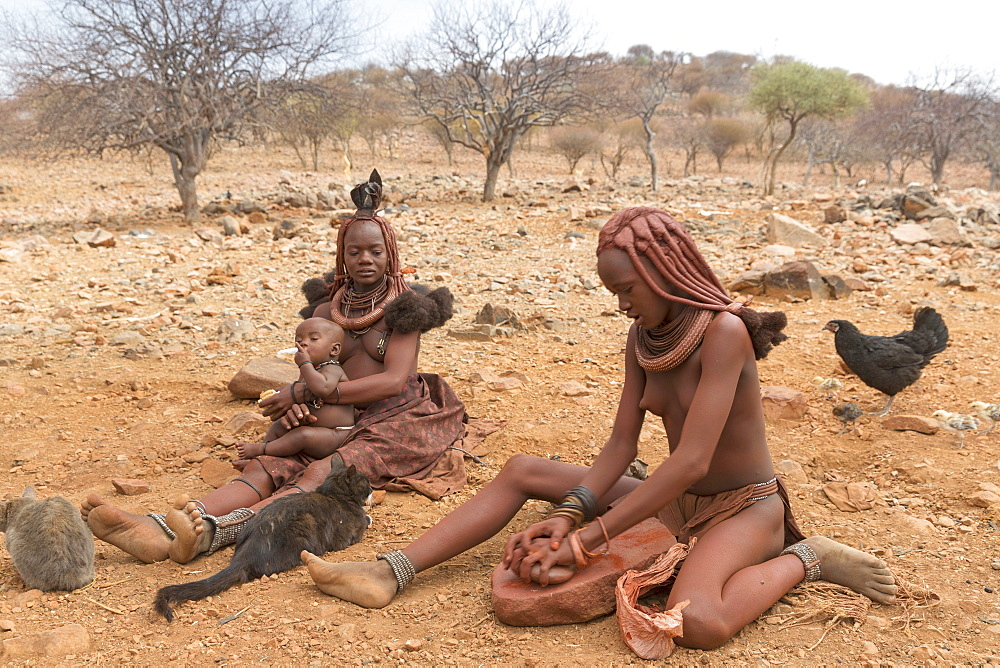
762 261 828 301
765 213 827 247
558 381 592 397
1 623 89 659
760 386 807 421
487 377 523 391
969 490 1000 508
823 205 846 223
881 415 939 435
926 217 964 246
200 458 240 488
224 411 269 435
403 639 423 652
890 223 933 245
218 215 241 237
776 459 808 484
217 318 255 343
72 228 116 247
111 478 150 495
227 357 299 399
110 331 146 347
823 481 879 512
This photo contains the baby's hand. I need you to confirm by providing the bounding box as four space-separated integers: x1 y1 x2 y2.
293 347 311 367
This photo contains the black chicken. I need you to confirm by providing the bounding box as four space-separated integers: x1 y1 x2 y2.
823 307 949 416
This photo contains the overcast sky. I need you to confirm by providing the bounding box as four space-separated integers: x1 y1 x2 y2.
373 0 998 86
3 0 997 87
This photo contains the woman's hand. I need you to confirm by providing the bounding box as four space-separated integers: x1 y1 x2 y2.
502 516 574 583
260 384 318 422
278 403 318 430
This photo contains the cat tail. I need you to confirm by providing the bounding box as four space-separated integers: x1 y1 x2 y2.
153 562 251 622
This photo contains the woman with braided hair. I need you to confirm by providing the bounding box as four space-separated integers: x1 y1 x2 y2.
302 206 897 655
82 170 473 565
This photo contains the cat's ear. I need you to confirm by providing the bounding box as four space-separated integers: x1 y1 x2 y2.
346 464 357 475
21 486 36 500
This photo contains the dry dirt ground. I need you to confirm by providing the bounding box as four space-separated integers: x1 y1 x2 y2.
1 136 999 666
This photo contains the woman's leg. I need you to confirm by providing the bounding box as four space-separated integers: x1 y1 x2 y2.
165 459 278 563
303 454 643 608
665 496 896 650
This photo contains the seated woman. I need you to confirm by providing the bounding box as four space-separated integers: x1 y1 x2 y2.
82 170 470 564
301 206 897 653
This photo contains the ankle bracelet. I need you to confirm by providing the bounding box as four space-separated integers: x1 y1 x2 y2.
781 541 822 583
377 550 416 591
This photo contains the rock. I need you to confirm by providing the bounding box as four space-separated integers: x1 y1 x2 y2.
247 211 268 225
727 270 766 295
200 458 240 488
898 514 937 535
823 205 847 223
487 377 523 391
760 386 807 421
558 381 592 397
823 481 879 512
448 328 494 342
491 518 675 626
403 639 423 652
762 261 827 301
227 357 299 399
72 228 116 247
900 194 932 220
1 623 89 659
111 478 150 495
765 213 827 247
914 205 952 220
969 490 1000 508
821 274 852 300
0 619 15 631
218 215 241 237
881 415 939 434
926 217 964 245
775 459 808 484
861 640 879 656
224 411 269 435
217 318 255 343
110 331 146 347
890 223 933 245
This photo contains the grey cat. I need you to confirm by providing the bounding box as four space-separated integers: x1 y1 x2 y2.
0 487 95 591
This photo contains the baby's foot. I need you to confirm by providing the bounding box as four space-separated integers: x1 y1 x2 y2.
235 442 264 459
231 459 249 472
81 494 169 563
302 551 399 609
165 495 214 564
804 536 897 604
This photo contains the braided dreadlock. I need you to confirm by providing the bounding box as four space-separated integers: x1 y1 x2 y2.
597 206 787 360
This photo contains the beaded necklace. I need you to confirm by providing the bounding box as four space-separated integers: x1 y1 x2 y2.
313 360 341 370
634 306 715 372
329 276 396 338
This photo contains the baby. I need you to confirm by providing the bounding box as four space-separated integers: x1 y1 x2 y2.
236 318 355 460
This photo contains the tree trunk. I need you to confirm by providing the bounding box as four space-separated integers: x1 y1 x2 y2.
930 148 948 185
883 161 893 185
642 119 657 191
168 152 201 223
483 156 502 202
764 118 798 196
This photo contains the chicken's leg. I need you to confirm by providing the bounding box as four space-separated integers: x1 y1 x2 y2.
867 394 895 417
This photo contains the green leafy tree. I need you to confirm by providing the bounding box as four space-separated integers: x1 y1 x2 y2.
749 61 868 195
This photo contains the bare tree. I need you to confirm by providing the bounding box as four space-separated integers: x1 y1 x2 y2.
704 117 748 172
397 0 600 202
610 45 682 191
596 118 643 179
977 100 1000 190
549 126 602 173
853 85 921 185
908 68 995 185
4 0 363 221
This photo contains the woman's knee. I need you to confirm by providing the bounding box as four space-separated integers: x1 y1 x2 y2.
673 604 734 650
496 454 550 485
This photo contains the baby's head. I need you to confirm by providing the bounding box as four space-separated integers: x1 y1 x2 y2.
295 318 346 364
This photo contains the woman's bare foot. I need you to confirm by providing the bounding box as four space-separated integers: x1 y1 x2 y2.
804 536 897 604
165 495 214 564
302 551 399 609
235 442 264 459
81 494 169 563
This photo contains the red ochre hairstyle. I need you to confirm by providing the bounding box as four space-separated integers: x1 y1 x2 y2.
597 206 788 359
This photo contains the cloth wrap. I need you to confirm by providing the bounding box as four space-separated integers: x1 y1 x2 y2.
616 477 805 659
251 373 485 500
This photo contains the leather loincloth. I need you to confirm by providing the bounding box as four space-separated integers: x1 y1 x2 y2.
657 476 805 546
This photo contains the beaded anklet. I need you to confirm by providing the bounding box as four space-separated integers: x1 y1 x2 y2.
781 541 822 582
377 550 416 591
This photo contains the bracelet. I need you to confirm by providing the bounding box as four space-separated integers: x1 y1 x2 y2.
568 532 589 569
564 486 598 522
299 361 312 368
291 380 301 403
332 386 341 405
576 517 612 559
781 541 822 583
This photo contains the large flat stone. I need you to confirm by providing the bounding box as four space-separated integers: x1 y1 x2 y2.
227 357 299 399
491 518 675 627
